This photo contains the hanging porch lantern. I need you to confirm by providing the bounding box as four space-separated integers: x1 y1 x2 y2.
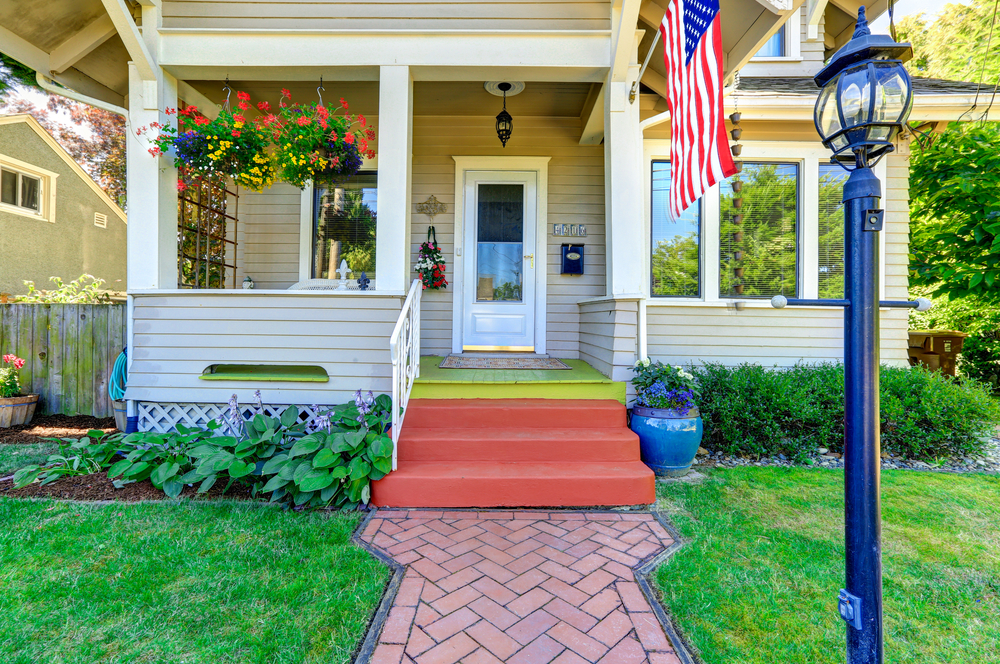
485 81 524 148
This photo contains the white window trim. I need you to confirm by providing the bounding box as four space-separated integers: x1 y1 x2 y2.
750 8 802 62
643 139 886 307
0 153 58 223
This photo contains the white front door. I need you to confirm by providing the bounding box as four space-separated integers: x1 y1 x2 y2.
462 171 537 351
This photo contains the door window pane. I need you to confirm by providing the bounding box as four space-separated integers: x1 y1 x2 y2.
312 173 377 280
719 163 799 298
818 164 848 298
20 174 40 211
651 161 701 297
477 184 523 302
1 170 16 206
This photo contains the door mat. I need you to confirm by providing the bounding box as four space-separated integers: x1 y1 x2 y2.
439 356 571 370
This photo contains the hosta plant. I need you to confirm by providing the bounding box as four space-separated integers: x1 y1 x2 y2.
12 431 121 488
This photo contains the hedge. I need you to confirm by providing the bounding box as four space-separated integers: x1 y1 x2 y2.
693 363 1000 461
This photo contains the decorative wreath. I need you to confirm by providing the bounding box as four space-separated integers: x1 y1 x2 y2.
416 227 448 290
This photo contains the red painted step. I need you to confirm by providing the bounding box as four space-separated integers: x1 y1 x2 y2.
372 399 655 508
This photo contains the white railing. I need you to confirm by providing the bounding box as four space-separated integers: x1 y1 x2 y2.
389 279 422 470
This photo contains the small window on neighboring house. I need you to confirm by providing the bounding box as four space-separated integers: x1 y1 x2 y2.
755 24 786 58
0 166 41 213
94 212 108 228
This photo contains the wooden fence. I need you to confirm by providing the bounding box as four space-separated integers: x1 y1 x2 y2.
0 304 126 418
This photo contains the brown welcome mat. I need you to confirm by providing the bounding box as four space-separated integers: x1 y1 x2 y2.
439 356 571 370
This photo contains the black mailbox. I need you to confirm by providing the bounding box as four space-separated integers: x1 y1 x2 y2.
561 244 584 274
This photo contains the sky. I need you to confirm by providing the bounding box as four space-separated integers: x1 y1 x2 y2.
870 0 968 32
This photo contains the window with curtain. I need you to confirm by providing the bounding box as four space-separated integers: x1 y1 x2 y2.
650 161 701 297
719 163 799 298
754 24 786 57
818 164 848 298
312 173 377 280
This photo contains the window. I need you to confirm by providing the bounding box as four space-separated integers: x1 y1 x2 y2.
719 163 799 298
1 166 41 213
818 164 848 298
755 24 786 58
312 173 377 280
650 161 701 297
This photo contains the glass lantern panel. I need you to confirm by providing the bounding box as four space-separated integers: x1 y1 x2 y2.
839 67 872 128
868 125 892 142
873 64 908 124
816 83 841 141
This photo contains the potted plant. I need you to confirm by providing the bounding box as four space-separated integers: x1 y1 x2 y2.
629 358 703 477
1 354 39 428
140 91 278 192
266 90 376 189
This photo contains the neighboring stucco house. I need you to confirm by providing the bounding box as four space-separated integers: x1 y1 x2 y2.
1 0 989 506
0 114 126 297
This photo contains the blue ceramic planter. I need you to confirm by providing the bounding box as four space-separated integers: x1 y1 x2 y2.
630 405 703 477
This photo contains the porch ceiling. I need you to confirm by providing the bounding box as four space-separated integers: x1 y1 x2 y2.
183 80 593 118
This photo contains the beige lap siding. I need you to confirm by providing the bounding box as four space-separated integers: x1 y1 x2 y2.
412 115 607 358
579 298 640 396
161 0 611 30
237 184 303 290
125 293 403 405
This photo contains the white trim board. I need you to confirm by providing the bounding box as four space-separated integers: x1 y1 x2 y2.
451 156 551 355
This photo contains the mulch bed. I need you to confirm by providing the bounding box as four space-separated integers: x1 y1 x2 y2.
0 415 117 445
0 473 255 502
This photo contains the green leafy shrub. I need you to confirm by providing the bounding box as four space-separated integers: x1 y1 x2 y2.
12 392 394 510
16 274 114 303
693 363 1000 460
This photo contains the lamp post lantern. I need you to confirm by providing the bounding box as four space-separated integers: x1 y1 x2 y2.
770 8 928 664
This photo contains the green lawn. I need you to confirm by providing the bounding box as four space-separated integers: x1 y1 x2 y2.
0 442 59 474
655 468 1000 663
0 500 389 664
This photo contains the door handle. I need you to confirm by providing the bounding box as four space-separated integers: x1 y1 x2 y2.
524 254 534 269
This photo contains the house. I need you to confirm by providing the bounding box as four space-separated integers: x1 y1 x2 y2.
0 114 126 297
1 0 987 507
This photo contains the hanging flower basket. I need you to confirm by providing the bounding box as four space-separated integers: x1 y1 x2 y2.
416 227 448 290
139 90 277 192
265 90 376 189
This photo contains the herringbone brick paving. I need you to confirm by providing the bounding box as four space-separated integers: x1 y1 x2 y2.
361 510 682 664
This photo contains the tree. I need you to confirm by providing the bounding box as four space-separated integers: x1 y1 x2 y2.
0 91 126 208
909 122 1000 298
897 0 1000 86
0 55 39 96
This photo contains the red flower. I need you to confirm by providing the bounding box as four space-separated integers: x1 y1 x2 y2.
237 91 251 102
237 101 249 111
233 114 246 125
281 88 292 98
194 116 211 125
344 132 355 145
340 98 348 108
148 146 163 157
231 129 242 137
296 116 311 126
365 128 376 140
257 101 271 112
165 107 176 115
177 180 188 192
359 114 366 127
366 149 376 160
330 131 338 142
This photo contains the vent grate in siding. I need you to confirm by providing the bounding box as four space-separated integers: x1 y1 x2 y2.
94 212 107 228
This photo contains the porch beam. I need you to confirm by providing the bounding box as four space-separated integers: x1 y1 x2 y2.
49 15 117 74
612 0 643 82
100 0 157 81
579 83 605 145
725 0 806 79
157 31 611 80
375 65 413 293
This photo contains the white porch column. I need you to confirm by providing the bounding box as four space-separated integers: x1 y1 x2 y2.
126 64 178 290
604 24 645 297
375 65 414 293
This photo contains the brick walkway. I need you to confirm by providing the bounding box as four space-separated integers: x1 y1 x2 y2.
360 510 683 664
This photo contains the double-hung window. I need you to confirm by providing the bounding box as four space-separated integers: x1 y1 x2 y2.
650 161 702 297
818 164 848 298
1 165 42 214
311 172 378 281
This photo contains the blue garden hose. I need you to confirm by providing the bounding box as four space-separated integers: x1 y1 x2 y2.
109 348 128 401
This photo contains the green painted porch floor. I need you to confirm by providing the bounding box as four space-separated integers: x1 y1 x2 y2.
412 356 626 402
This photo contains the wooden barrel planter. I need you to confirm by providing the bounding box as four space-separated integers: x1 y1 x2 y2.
0 394 40 428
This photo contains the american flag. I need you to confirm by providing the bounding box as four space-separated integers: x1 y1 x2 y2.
660 0 736 219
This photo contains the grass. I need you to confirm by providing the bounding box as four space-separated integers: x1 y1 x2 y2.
0 500 389 664
655 467 1000 664
0 442 59 474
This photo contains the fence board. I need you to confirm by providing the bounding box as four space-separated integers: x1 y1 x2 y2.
0 304 126 417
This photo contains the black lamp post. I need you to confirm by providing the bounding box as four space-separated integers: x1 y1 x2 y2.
770 8 929 664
